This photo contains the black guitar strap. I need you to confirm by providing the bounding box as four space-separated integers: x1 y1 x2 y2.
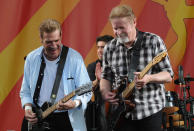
33 55 46 108
50 45 69 104
128 30 143 82
33 45 69 107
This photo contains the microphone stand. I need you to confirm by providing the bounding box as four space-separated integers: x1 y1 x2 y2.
178 82 188 131
178 66 188 131
183 84 188 131
179 82 193 131
186 80 192 131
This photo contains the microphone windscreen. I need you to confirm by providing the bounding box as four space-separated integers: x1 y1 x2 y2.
178 65 184 84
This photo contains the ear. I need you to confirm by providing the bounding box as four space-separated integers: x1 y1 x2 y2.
60 30 62 37
133 18 137 26
40 39 43 44
60 31 62 42
40 35 43 43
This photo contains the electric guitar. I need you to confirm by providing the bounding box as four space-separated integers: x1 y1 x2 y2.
107 51 168 131
23 82 92 131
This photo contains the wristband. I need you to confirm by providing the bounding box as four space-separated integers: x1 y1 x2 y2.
25 105 32 111
74 100 81 108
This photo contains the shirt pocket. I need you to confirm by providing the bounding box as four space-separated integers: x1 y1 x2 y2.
65 74 76 93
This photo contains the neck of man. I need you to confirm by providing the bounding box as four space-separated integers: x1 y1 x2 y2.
124 41 134 48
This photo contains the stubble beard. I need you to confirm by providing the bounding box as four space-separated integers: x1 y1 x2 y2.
117 33 130 44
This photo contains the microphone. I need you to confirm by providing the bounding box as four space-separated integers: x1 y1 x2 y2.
178 65 184 84
178 65 187 104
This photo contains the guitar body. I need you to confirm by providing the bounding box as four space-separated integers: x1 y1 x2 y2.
106 79 135 131
107 100 126 131
21 102 52 131
29 122 49 131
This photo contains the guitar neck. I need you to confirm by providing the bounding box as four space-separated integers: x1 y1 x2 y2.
41 91 76 119
122 61 154 98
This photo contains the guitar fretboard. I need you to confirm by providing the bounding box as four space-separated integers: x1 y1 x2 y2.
122 61 153 98
42 91 76 119
122 51 167 98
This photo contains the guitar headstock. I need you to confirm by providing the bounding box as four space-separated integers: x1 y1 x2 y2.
152 51 167 65
75 82 92 96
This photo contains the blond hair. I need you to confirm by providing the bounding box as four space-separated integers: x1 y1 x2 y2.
109 5 135 21
39 19 61 38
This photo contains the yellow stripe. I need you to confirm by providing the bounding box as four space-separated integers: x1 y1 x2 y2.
0 0 80 104
164 3 194 90
160 0 194 68
167 1 194 67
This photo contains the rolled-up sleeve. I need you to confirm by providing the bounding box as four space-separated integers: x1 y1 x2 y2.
20 57 33 108
101 45 113 82
153 36 174 78
72 51 92 111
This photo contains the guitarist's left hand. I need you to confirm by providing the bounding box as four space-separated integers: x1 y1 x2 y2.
57 99 80 110
134 72 151 90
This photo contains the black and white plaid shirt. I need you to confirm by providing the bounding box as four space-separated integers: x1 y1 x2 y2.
101 30 174 120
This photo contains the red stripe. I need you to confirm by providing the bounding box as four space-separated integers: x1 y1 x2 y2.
136 1 171 40
0 0 47 53
0 77 24 130
182 19 194 96
61 0 121 58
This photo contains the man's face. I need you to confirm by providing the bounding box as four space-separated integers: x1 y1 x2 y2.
41 30 62 61
111 17 136 43
97 41 106 60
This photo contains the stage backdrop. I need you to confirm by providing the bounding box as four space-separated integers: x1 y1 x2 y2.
0 0 194 130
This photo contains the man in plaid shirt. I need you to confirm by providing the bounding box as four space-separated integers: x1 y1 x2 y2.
100 5 174 131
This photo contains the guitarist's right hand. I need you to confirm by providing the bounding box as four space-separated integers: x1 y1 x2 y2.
103 91 119 105
24 106 38 124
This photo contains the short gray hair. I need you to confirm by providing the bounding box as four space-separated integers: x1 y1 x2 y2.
109 5 135 21
39 19 61 38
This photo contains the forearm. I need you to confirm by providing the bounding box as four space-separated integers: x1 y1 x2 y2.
100 79 119 104
100 79 111 96
148 71 172 83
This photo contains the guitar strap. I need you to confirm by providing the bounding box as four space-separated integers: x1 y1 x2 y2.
33 45 69 107
33 55 46 108
50 45 69 104
127 30 143 82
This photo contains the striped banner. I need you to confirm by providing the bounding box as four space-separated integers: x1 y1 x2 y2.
0 0 194 130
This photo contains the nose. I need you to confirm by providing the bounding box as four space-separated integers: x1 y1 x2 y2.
49 42 57 48
98 47 102 53
115 29 122 36
51 41 58 45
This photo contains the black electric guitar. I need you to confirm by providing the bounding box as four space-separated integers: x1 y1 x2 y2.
107 51 168 131
23 82 92 131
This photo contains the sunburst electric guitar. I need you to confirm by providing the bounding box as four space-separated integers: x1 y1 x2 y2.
107 51 168 131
